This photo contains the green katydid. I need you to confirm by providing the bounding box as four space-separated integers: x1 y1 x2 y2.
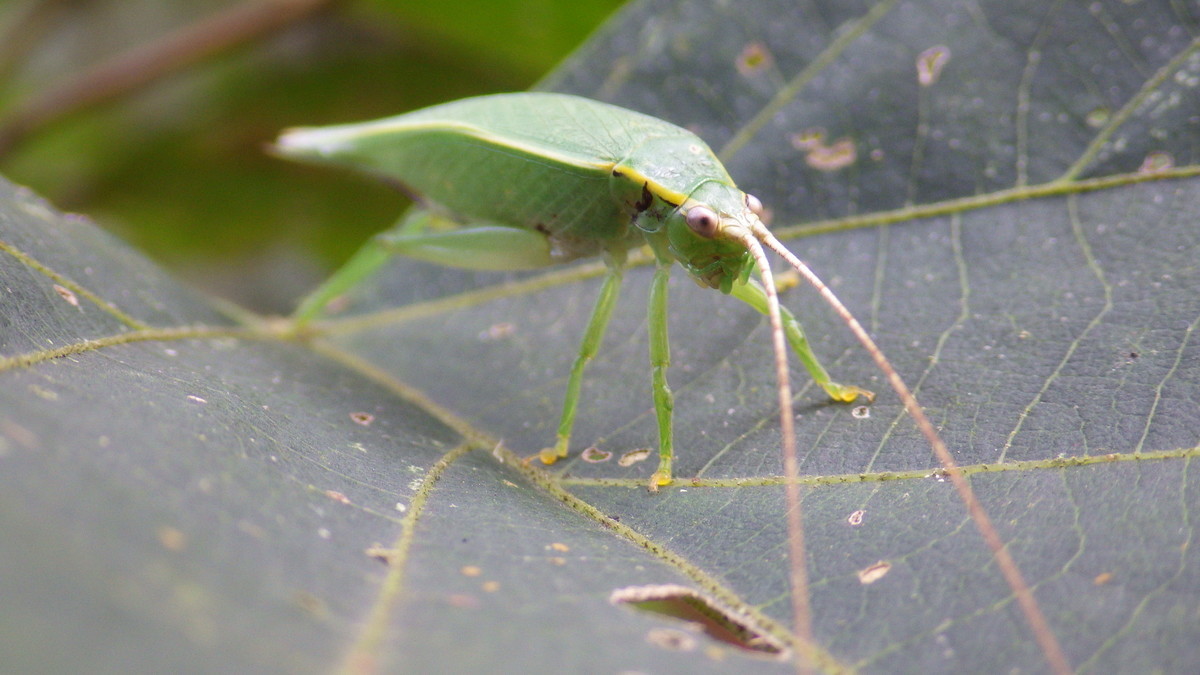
276 91 933 490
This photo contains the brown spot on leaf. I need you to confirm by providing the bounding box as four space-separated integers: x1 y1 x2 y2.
1139 151 1174 174
916 45 951 86
581 446 612 463
791 129 858 171
158 526 187 552
736 42 774 76
646 628 696 652
858 560 892 584
53 284 79 307
618 448 652 467
324 490 352 505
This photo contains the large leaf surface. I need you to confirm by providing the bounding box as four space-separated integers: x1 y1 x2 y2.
3 0 1200 672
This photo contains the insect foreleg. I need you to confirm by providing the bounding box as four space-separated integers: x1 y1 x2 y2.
729 277 873 404
537 252 626 466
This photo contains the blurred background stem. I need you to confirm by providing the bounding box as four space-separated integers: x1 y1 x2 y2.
0 0 624 312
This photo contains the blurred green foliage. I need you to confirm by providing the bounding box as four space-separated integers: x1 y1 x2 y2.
0 0 624 311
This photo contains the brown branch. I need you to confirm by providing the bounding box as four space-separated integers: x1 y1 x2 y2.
0 0 337 156
0 0 73 81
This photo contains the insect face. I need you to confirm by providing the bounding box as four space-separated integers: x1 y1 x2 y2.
666 182 764 293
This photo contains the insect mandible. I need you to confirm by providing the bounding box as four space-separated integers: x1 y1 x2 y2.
276 92 930 490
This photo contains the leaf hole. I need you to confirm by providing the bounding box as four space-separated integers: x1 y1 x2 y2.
618 448 651 467
581 446 612 463
610 584 786 657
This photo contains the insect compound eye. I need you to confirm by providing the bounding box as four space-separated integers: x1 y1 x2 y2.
744 193 765 217
685 206 720 238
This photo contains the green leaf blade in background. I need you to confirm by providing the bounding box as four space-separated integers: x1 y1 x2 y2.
3 0 1200 673
0 0 626 312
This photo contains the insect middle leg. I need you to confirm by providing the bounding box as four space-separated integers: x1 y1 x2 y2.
537 254 625 466
647 258 675 489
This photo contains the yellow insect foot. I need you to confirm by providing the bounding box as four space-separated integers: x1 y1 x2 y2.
520 448 565 467
648 469 672 492
772 269 801 292
827 382 875 403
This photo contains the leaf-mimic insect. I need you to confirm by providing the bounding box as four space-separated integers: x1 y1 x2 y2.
275 93 1075 673
275 92 933 490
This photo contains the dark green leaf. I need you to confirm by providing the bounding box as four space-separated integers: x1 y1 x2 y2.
3 0 1200 672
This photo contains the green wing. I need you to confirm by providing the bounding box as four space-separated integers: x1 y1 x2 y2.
276 93 714 249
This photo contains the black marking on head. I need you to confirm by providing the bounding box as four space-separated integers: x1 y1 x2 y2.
635 183 653 212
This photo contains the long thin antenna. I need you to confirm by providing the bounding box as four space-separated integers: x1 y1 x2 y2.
738 231 816 674
752 223 1071 675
